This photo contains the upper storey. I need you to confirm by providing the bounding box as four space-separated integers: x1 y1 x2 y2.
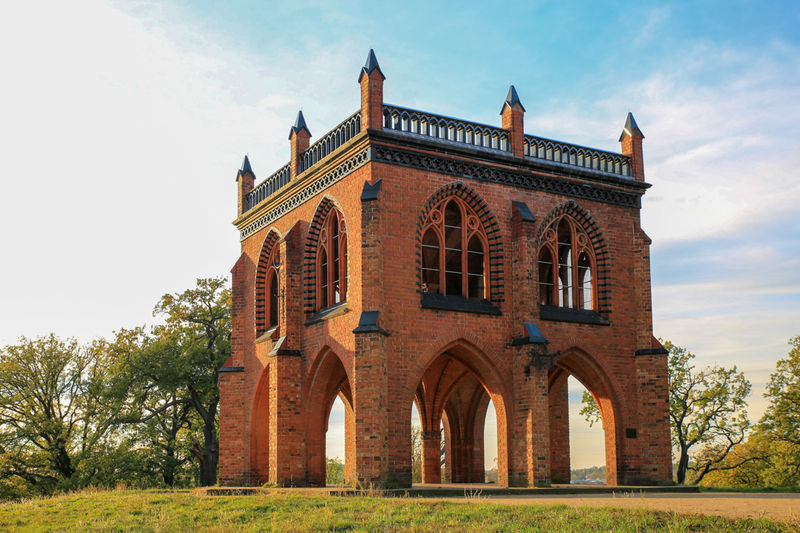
234 50 647 240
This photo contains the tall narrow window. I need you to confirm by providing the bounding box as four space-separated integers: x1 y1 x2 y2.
316 208 347 310
268 268 279 328
420 197 489 300
538 215 596 310
255 232 281 337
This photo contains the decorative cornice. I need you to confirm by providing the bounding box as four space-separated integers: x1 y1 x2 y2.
372 145 642 209
239 148 370 240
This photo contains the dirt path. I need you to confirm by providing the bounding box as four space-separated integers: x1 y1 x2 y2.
464 492 800 522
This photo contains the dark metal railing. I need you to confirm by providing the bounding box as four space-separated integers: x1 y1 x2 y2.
524 135 631 177
383 104 511 153
244 163 290 212
298 111 361 173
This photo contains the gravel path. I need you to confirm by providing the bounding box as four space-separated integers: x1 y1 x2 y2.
469 492 800 522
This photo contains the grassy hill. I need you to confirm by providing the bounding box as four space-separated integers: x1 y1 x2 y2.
0 489 792 532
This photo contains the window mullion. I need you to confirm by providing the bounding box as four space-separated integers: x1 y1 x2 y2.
572 228 579 308
438 224 446 295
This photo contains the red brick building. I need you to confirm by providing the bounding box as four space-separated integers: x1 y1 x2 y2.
219 50 672 487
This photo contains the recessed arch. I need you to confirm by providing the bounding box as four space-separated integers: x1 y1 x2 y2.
303 196 348 314
250 363 270 484
254 229 282 336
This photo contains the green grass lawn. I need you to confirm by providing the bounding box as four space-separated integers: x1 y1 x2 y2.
0 489 793 532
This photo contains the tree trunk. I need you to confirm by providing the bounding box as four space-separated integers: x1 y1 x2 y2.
197 416 219 486
676 446 689 484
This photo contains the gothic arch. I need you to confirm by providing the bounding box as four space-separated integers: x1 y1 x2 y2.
549 347 625 484
304 346 353 486
303 196 348 314
535 201 610 315
415 182 504 304
254 229 282 337
250 363 270 484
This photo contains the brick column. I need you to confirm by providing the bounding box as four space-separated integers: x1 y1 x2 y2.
421 431 442 483
267 221 307 486
218 368 247 485
635 349 673 485
510 348 551 487
549 375 571 483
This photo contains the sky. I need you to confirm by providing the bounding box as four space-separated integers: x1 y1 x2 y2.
1 1 798 471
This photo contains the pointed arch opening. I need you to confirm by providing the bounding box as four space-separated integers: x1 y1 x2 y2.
548 349 623 485
305 348 353 486
410 340 509 486
305 198 348 314
255 230 281 337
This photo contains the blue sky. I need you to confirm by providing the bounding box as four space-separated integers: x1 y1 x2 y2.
1 1 798 470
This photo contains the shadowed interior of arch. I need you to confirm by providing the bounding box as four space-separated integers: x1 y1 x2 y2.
411 346 503 485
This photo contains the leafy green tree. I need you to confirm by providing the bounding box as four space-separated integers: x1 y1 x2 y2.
581 340 752 485
109 327 198 487
149 277 231 486
325 457 345 485
0 335 125 495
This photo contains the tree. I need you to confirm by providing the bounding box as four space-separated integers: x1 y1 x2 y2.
758 336 800 483
150 277 231 486
580 340 752 485
0 335 125 495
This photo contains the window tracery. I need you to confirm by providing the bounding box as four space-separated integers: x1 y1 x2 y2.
538 216 595 310
316 209 348 309
421 197 488 299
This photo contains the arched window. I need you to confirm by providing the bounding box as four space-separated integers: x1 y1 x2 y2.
421 197 488 299
316 209 348 309
538 215 595 310
255 233 281 337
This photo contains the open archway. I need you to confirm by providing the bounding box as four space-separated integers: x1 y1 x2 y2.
410 340 508 486
549 348 623 485
305 348 354 486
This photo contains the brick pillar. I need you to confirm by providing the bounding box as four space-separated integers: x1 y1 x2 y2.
267 221 307 486
289 111 311 180
500 85 525 157
268 352 305 486
421 431 442 483
549 375 571 484
635 349 673 485
359 49 385 131
619 112 645 181
236 156 255 216
218 368 247 485
352 331 389 485
510 348 551 487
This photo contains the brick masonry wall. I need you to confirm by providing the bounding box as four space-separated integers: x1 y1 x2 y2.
222 123 671 488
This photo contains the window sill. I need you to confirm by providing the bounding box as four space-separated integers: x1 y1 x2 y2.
539 305 609 325
305 301 348 325
255 326 279 344
420 292 501 316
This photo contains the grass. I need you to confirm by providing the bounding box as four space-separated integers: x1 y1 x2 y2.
0 489 793 532
700 486 800 493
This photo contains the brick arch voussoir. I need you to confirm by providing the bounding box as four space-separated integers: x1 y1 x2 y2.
303 196 347 314
535 200 611 314
255 229 282 335
415 182 504 304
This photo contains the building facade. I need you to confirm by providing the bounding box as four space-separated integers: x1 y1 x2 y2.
218 50 672 487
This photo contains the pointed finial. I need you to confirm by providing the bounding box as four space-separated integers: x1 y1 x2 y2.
359 48 385 81
619 111 644 141
289 110 311 139
236 154 255 181
500 85 525 114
